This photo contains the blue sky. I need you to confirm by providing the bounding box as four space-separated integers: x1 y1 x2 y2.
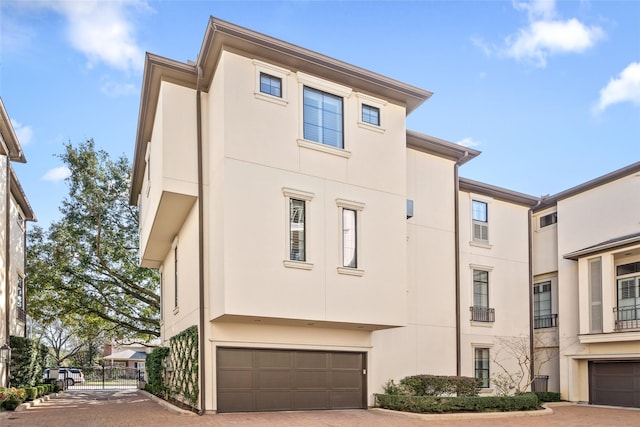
1 0 639 227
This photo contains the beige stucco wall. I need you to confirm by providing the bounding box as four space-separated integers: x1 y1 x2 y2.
459 191 532 392
0 155 6 386
556 172 640 402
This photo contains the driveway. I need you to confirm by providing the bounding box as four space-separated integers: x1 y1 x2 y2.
1 389 639 427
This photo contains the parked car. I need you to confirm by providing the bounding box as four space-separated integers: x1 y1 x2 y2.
43 368 85 386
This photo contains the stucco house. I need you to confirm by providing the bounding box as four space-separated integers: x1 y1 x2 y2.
0 98 36 387
129 17 639 412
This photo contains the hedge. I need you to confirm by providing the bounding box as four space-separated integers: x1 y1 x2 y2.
400 375 481 397
375 392 540 413
535 391 562 402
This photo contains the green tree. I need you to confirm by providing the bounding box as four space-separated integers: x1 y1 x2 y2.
27 139 160 342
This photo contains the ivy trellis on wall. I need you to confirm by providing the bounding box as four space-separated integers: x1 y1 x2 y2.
168 325 199 408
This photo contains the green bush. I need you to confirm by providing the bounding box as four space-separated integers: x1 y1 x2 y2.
9 336 49 388
37 385 47 397
399 375 481 397
534 391 561 402
25 387 38 400
146 346 170 396
375 392 540 413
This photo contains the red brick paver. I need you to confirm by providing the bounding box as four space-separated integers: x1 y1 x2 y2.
1 390 639 426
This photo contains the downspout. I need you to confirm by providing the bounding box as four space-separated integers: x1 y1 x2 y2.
4 155 11 349
528 201 541 388
454 151 469 377
196 65 206 415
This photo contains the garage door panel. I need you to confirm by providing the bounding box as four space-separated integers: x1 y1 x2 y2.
256 370 291 388
295 370 327 388
256 350 293 368
294 391 329 410
296 352 329 369
217 348 365 412
218 370 253 389
596 376 635 390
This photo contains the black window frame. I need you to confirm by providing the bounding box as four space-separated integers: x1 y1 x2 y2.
259 72 282 98
361 104 380 126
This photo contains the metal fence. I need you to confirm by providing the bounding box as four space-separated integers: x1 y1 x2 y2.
64 366 143 390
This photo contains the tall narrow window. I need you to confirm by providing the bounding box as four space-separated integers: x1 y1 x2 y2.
534 281 556 328
16 274 25 323
174 246 178 309
342 209 357 268
289 199 305 261
471 270 494 322
303 86 343 148
474 348 490 388
589 258 603 333
472 200 489 243
259 72 282 97
615 261 640 329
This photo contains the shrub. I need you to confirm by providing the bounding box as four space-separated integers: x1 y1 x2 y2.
399 375 481 397
146 347 170 396
375 392 540 413
534 391 561 402
25 387 38 401
0 387 27 411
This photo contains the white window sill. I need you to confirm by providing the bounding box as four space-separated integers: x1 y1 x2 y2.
337 267 364 277
470 321 494 328
297 139 351 158
469 241 492 249
357 121 385 134
283 260 314 270
254 91 288 106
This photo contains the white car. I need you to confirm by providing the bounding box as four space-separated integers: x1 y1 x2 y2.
44 368 85 386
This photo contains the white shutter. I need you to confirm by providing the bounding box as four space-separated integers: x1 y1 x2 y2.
473 221 489 243
589 258 603 333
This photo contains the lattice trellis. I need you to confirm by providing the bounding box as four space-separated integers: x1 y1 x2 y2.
168 325 199 408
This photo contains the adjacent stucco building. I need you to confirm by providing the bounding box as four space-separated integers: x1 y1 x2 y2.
130 17 639 412
0 98 36 387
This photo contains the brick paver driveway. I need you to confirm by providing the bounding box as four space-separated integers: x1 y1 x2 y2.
1 389 639 426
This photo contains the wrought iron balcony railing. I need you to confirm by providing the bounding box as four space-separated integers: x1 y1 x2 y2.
470 306 495 322
614 305 640 330
534 313 558 329
17 307 26 323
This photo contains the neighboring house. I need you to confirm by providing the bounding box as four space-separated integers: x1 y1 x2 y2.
0 98 36 387
129 17 639 412
103 341 158 370
532 163 640 407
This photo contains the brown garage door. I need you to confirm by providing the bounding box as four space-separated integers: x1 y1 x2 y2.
216 348 366 412
589 361 640 408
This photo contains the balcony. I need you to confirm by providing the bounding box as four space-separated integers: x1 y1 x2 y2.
470 306 495 322
17 307 26 323
614 305 640 331
534 313 558 329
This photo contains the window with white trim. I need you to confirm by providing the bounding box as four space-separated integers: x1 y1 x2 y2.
253 60 290 105
361 104 380 126
539 212 557 228
615 261 640 326
474 347 490 388
336 199 365 275
472 200 489 243
303 86 343 148
259 72 282 97
282 188 314 270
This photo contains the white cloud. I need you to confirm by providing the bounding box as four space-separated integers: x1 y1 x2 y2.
456 137 481 148
42 166 71 182
9 119 34 146
47 0 147 73
594 62 640 113
100 79 138 98
476 0 604 68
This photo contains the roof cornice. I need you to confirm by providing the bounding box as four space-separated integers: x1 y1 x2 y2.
406 129 480 165
534 161 640 212
0 98 27 163
10 164 36 222
459 177 540 207
564 232 640 261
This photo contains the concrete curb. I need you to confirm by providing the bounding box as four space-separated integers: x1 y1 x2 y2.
138 389 197 416
371 403 555 420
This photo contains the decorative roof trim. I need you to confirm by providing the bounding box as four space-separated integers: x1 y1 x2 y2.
0 98 27 163
564 232 640 261
459 177 540 207
535 162 640 212
406 129 480 165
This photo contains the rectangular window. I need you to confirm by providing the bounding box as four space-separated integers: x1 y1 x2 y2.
342 209 357 268
259 72 282 98
471 270 494 322
534 281 557 328
16 274 24 310
361 104 380 126
289 199 305 261
174 246 178 308
540 212 557 228
615 262 640 328
589 258 603 333
474 348 490 388
472 200 489 243
303 86 343 148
